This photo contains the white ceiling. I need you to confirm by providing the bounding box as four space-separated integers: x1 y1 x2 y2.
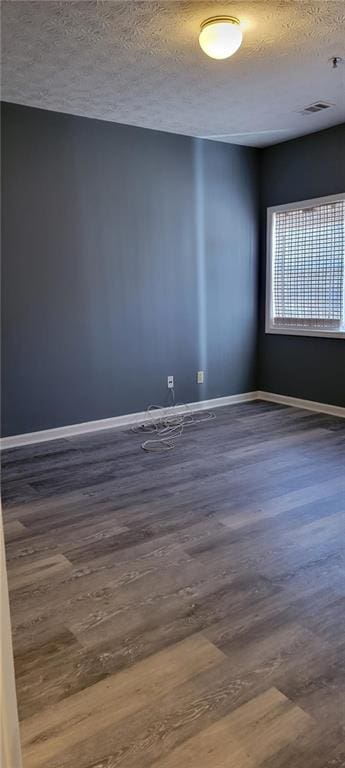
2 1 345 147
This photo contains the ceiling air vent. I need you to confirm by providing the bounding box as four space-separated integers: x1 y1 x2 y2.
300 102 333 115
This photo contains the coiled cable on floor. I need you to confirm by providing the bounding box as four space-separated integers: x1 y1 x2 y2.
131 389 216 452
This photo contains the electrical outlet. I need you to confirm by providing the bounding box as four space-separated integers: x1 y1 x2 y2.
167 375 174 389
197 371 204 384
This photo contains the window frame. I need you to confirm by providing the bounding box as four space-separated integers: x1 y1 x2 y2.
265 192 345 340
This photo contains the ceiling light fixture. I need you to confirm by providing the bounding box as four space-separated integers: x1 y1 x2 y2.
199 16 242 60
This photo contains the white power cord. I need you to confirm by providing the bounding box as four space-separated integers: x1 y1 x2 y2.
131 388 216 452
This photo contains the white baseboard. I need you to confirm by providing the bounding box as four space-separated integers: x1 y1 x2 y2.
0 391 259 449
258 391 345 419
2 389 343 449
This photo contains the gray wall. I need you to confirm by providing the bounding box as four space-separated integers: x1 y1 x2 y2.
1 102 259 436
258 124 345 407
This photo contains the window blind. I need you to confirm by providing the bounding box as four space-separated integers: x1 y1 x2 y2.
272 199 345 330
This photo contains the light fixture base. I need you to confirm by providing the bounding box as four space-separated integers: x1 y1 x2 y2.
200 16 240 32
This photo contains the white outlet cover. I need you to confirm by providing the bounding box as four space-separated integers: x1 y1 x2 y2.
197 371 204 384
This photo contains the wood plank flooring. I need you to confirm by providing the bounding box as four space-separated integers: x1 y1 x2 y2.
2 401 345 768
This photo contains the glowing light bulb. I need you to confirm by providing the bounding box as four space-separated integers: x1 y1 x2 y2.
199 17 242 60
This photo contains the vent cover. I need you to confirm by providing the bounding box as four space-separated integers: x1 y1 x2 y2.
300 102 332 115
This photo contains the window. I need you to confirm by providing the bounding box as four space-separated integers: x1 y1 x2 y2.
266 193 345 338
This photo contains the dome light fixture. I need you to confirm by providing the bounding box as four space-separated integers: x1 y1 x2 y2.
199 16 242 60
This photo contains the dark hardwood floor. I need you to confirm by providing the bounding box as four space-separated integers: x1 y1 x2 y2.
2 401 345 768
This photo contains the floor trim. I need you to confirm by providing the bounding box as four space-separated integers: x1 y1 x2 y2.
258 391 345 419
2 389 344 449
0 391 259 449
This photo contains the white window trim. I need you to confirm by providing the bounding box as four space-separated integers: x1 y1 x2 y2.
265 192 345 339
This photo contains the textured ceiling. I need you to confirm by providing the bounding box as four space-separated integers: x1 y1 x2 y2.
2 0 345 146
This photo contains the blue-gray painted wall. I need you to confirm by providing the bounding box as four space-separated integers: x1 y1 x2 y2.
258 124 345 407
1 103 259 436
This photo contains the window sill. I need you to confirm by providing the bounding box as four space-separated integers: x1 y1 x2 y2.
265 327 345 340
